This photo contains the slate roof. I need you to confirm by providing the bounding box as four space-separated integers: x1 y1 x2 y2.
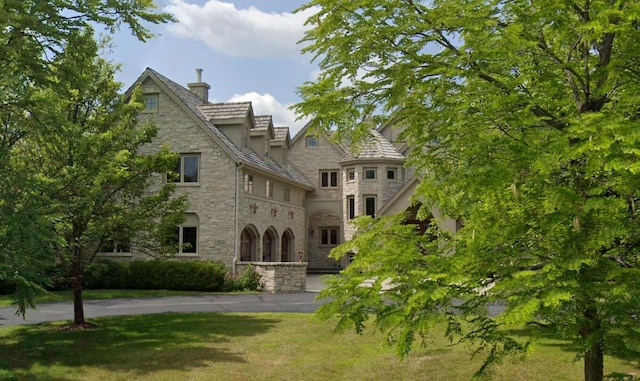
200 102 251 121
273 127 290 142
141 68 313 189
338 129 405 163
253 115 273 130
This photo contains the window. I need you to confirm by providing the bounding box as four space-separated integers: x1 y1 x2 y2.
170 154 199 183
387 167 397 180
347 196 355 219
306 136 318 147
166 214 199 254
283 187 290 202
320 227 339 246
347 168 355 181
320 170 338 188
244 174 254 193
364 167 377 180
364 196 376 217
181 227 197 253
143 94 158 112
99 238 130 253
266 180 274 198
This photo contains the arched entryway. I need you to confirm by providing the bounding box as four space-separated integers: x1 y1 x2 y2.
281 229 294 262
262 227 278 262
240 225 259 261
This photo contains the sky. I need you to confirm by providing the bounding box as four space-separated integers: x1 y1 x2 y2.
103 0 318 135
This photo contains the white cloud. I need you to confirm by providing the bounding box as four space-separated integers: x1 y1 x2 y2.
228 92 308 135
165 0 317 58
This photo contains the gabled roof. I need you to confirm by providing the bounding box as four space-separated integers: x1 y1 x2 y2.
200 102 252 123
338 129 405 164
252 115 275 140
291 120 346 155
273 127 290 142
127 68 313 190
378 176 421 216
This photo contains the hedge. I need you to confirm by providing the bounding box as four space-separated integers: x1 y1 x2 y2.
83 260 228 292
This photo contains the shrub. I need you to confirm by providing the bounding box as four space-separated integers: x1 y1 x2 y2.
83 259 228 292
83 260 129 289
225 265 262 292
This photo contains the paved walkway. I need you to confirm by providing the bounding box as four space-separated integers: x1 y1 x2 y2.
0 274 332 327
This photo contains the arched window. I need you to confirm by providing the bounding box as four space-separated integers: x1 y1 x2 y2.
281 229 294 262
240 226 258 261
163 213 199 254
262 228 277 262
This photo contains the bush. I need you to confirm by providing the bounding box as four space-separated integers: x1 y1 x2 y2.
224 265 262 292
83 260 129 289
83 259 228 292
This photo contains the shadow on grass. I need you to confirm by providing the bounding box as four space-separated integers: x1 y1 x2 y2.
503 326 640 372
0 312 280 379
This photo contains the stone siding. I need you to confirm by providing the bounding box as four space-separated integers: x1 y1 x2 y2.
236 262 307 293
138 77 238 267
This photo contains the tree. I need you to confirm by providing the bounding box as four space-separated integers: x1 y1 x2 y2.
295 1 640 380
0 0 172 315
13 28 186 327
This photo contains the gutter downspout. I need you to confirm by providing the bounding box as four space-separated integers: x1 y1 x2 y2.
232 162 243 276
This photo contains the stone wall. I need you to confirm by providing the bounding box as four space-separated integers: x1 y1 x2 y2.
236 262 307 293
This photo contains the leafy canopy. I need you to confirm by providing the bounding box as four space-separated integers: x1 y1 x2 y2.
295 0 640 379
0 0 176 317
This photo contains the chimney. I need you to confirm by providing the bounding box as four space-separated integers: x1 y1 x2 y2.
187 68 210 102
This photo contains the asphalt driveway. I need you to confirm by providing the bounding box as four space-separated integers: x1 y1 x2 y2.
0 274 332 327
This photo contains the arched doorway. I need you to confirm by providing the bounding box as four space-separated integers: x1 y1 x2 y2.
262 227 278 262
240 225 259 261
281 229 294 262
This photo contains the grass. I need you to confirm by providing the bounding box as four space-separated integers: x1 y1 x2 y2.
0 289 221 308
0 313 638 381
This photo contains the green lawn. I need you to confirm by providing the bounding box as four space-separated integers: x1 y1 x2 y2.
0 313 638 380
0 289 221 308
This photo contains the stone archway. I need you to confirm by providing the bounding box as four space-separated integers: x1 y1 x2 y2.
240 225 259 261
281 229 294 262
262 227 278 262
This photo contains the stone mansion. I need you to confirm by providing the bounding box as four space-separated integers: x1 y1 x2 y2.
100 68 458 273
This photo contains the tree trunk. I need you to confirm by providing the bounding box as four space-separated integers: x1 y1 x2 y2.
581 305 604 381
72 261 85 325
584 340 604 381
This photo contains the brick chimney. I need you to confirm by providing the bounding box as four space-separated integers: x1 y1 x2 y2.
187 68 210 101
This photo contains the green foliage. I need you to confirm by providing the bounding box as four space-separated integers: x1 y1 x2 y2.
0 0 173 318
298 0 640 379
225 265 263 292
83 260 228 292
